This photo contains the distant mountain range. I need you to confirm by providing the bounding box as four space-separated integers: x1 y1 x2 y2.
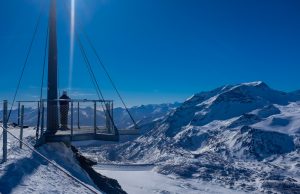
2 102 180 130
80 81 300 194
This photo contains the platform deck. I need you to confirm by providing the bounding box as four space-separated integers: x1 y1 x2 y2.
40 126 139 144
43 126 118 143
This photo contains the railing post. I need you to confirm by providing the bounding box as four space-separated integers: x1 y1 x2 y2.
111 101 114 132
94 101 97 134
111 101 114 121
2 100 8 163
77 101 80 129
41 101 45 136
20 105 24 149
17 102 20 126
71 102 73 139
36 101 40 140
105 102 112 133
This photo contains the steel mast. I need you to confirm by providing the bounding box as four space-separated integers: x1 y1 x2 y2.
47 0 59 133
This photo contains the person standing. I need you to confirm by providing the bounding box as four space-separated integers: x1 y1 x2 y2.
59 91 70 130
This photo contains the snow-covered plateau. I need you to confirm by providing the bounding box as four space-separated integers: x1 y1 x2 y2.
1 81 300 193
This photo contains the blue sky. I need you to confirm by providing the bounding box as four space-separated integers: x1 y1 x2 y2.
0 0 300 106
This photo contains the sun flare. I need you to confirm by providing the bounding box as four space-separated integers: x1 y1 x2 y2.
68 0 75 91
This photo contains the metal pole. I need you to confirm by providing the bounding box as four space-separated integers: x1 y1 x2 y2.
41 101 45 136
105 103 111 133
111 101 114 132
2 100 8 162
36 101 40 140
17 102 20 126
77 101 80 129
94 101 97 134
111 101 114 121
20 105 24 149
47 0 59 133
71 102 73 139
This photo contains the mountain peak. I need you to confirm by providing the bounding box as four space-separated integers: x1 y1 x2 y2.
165 81 293 136
239 81 270 89
241 81 265 86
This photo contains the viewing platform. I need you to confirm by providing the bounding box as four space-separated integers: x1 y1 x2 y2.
16 99 125 144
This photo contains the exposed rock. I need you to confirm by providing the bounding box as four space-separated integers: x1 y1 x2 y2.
71 146 127 194
234 126 295 160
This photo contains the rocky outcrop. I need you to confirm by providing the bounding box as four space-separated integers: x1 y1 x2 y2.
70 146 127 194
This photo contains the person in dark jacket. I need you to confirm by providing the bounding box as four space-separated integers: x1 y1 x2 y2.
59 91 70 130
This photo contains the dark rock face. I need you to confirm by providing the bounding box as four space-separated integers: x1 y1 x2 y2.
270 117 290 127
256 104 281 118
71 146 127 194
262 181 300 194
237 127 295 160
177 132 210 151
228 114 261 128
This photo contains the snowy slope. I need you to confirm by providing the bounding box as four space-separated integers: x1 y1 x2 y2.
0 127 101 193
78 81 300 194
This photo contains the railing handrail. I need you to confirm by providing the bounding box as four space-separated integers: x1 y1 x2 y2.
17 99 113 103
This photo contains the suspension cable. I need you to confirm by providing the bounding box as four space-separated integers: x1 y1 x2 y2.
8 7 44 121
62 0 137 129
77 37 105 102
40 26 49 101
61 1 117 130
0 126 100 194
76 35 118 130
36 25 49 138
84 35 138 128
78 38 102 100
61 1 105 103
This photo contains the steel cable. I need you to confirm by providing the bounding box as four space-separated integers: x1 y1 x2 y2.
62 0 136 129
61 1 118 132
8 5 44 122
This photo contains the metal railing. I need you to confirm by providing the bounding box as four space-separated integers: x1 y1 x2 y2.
16 99 116 140
1 99 119 162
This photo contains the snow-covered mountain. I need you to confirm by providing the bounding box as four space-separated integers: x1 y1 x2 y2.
113 102 180 129
80 81 300 194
